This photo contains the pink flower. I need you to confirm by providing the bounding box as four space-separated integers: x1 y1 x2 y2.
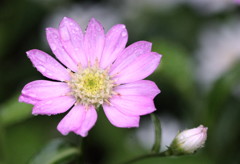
19 17 161 137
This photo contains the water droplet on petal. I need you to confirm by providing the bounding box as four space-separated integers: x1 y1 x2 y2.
38 66 46 72
37 54 47 62
122 32 127 37
46 72 53 77
53 34 58 39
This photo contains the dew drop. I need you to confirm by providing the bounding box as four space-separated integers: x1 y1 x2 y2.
61 30 70 40
46 72 53 77
37 54 47 62
38 66 46 72
121 32 127 37
72 27 80 34
53 34 58 39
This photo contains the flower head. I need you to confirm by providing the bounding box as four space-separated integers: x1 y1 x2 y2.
19 17 161 137
170 125 208 155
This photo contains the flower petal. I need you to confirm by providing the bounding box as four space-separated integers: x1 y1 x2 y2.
112 52 161 84
110 95 156 116
110 41 152 75
46 27 78 72
27 49 70 81
115 80 160 99
32 96 75 115
19 94 39 105
84 18 105 65
57 105 97 137
59 17 88 67
103 104 139 128
75 106 97 137
100 24 128 68
20 80 71 101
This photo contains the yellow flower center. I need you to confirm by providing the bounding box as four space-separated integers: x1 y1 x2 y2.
68 63 115 108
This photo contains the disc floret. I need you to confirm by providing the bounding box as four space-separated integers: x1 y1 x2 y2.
69 62 114 108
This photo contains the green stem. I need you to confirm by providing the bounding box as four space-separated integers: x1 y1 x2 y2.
151 113 161 153
121 150 170 164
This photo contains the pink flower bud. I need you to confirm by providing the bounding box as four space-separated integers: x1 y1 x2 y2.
170 125 208 155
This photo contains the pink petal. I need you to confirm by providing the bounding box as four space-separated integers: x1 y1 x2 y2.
59 17 88 67
27 49 70 81
84 18 105 65
20 80 71 101
112 52 161 84
110 95 156 116
110 41 152 75
115 80 160 99
46 28 78 72
103 104 139 128
32 96 75 115
57 105 97 137
100 24 128 68
75 106 97 137
19 94 39 105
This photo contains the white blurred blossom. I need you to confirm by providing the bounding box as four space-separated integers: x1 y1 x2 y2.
196 19 240 88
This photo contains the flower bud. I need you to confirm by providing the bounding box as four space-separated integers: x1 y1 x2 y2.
169 125 208 155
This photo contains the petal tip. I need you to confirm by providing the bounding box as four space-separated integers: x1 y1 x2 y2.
60 16 77 26
45 27 57 34
18 95 24 102
26 49 37 57
57 125 69 136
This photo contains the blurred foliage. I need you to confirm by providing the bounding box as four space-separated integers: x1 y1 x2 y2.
0 0 240 164
29 139 80 164
0 95 32 127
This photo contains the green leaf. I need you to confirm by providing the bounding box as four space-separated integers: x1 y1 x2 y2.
29 139 80 164
151 114 161 153
0 94 32 127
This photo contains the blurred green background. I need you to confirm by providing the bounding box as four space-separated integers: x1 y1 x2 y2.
1 0 240 164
